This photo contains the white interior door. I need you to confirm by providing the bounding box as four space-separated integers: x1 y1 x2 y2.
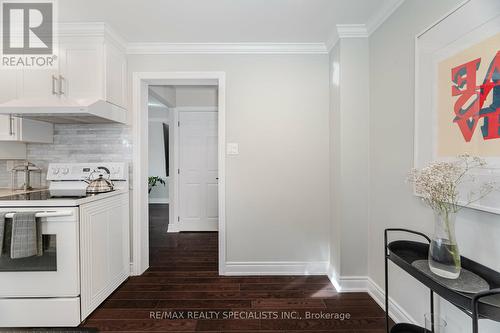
178 111 218 231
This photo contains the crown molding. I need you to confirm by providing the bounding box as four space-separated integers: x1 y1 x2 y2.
326 0 404 50
55 24 328 54
57 22 128 51
53 1 406 55
56 1 404 57
126 42 328 55
325 34 339 52
365 0 405 35
336 24 369 38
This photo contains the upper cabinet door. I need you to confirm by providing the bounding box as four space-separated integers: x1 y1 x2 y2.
0 70 20 140
58 39 104 101
104 42 127 109
0 115 17 141
20 67 59 100
17 43 59 100
0 69 20 103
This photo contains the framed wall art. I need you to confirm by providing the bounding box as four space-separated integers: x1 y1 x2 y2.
415 0 500 214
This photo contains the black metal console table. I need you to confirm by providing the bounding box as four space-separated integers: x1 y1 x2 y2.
384 228 500 333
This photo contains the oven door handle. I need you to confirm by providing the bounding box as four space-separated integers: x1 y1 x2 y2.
4 210 74 218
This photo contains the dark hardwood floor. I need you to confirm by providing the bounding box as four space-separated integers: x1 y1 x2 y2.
82 204 388 332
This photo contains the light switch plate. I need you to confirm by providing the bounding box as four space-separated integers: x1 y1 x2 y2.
226 143 239 155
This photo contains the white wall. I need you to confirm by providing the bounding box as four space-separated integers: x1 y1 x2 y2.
175 86 218 108
340 38 370 278
129 54 330 266
150 86 176 107
369 1 500 331
329 42 341 284
329 37 370 282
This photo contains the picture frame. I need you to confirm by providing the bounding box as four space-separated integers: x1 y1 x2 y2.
414 0 500 214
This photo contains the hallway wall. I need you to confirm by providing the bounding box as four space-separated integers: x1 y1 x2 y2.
368 0 500 331
128 54 331 270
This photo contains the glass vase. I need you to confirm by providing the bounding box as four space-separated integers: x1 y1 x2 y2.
428 209 461 279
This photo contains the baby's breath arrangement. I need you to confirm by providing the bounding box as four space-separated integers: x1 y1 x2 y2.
408 154 495 278
408 154 494 214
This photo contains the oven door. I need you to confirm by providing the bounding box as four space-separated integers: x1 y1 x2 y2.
0 208 79 298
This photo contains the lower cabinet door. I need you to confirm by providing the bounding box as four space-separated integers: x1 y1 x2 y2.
79 192 130 319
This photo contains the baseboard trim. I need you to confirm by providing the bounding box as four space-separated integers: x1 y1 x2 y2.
326 266 342 291
366 277 416 325
224 261 329 276
327 274 416 325
339 276 371 292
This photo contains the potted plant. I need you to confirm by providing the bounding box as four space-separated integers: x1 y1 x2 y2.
148 176 166 194
408 154 495 279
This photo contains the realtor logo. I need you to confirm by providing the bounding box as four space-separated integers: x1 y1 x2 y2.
1 0 57 68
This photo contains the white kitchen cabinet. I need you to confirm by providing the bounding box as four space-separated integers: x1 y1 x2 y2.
17 37 127 109
0 116 15 141
59 38 127 108
104 42 127 109
0 142 26 159
79 192 130 320
59 40 104 102
0 71 20 142
0 25 128 124
19 68 59 100
0 69 53 143
0 115 53 143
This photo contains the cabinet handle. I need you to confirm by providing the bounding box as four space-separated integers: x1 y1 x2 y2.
52 75 58 95
58 75 65 95
9 115 14 136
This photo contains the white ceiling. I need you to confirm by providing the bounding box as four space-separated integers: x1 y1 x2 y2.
58 0 400 44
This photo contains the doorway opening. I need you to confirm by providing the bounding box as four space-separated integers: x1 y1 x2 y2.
148 85 219 233
132 72 226 276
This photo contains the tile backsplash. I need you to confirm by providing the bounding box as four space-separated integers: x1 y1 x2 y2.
27 123 133 187
0 161 12 187
0 160 27 188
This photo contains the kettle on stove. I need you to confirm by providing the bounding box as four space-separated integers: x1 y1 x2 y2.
85 168 114 194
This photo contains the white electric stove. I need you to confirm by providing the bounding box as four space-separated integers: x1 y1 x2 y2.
0 163 130 327
0 162 129 207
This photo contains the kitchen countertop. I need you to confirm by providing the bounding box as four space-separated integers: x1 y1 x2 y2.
0 188 48 198
0 188 130 207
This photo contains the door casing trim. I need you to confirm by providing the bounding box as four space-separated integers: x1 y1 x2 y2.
131 72 227 276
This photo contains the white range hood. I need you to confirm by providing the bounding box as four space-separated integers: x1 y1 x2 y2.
0 98 127 124
0 22 129 125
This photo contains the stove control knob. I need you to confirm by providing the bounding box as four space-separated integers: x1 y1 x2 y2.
61 168 69 175
52 168 60 175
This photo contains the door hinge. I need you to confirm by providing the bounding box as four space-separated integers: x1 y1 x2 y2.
177 216 180 222
178 121 180 127
177 168 180 174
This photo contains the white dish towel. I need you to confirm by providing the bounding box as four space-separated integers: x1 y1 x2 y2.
10 212 42 259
